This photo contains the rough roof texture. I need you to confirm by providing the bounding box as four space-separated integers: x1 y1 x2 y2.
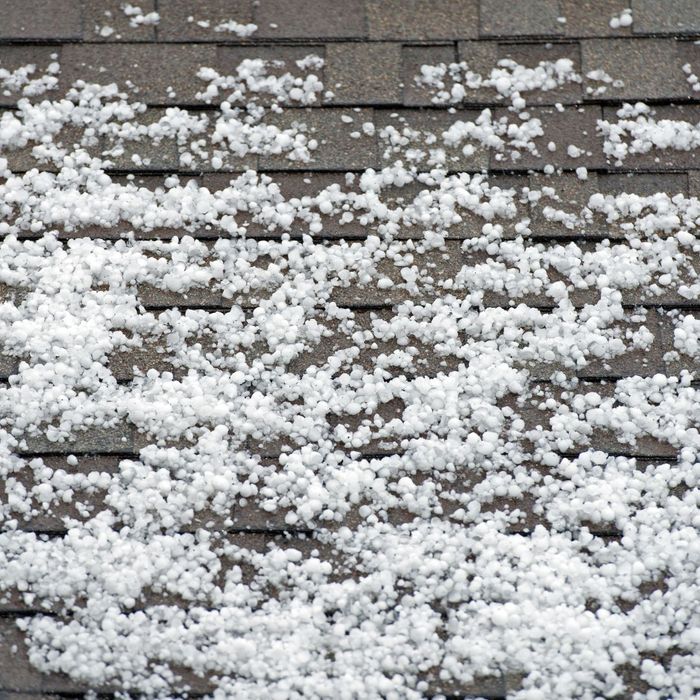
0 1 699 698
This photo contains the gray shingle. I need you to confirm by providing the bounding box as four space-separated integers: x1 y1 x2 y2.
0 0 81 40
325 43 403 105
0 621 92 692
688 170 700 197
99 109 181 171
156 0 254 41
60 44 217 105
601 105 700 169
657 307 695 371
0 118 98 174
455 41 584 105
403 45 457 107
491 105 605 171
137 283 230 309
560 0 635 38
599 172 689 197
287 309 466 377
0 353 20 378
579 309 667 379
82 0 158 41
331 240 467 307
376 109 491 172
455 40 501 103
527 172 608 238
516 381 678 458
19 425 135 454
0 284 29 305
217 45 326 78
0 46 61 107
581 39 688 101
259 108 379 171
479 0 563 37
265 171 369 238
424 673 506 699
633 0 700 34
108 342 181 380
658 308 700 376
0 617 211 693
0 456 122 533
213 45 326 109
499 42 584 104
253 0 367 39
385 173 526 240
367 0 479 40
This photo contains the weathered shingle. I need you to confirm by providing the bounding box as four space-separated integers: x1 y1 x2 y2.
0 46 61 107
60 44 217 105
19 425 135 454
367 0 479 40
598 172 689 197
527 172 605 238
560 0 635 38
376 109 491 172
402 45 458 107
259 108 379 171
0 0 81 40
491 105 605 171
479 0 563 37
325 43 403 105
156 0 254 41
499 42 584 104
253 0 367 39
581 39 688 101
601 104 700 169
81 0 158 41
633 0 700 34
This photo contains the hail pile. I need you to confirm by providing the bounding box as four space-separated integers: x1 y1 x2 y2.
0 47 699 700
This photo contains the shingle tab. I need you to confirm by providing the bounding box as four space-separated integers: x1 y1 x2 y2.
156 0 254 41
601 105 700 169
215 45 326 107
60 44 217 105
82 0 158 42
0 47 61 107
253 0 367 39
581 39 687 101
479 0 563 37
633 0 700 34
688 170 700 197
0 620 91 692
325 43 403 105
367 0 479 40
376 109 491 172
259 108 379 171
402 45 457 107
499 42 584 104
19 425 135 454
0 0 81 40
491 105 605 171
99 109 181 171
527 172 605 238
599 172 689 197
560 0 635 38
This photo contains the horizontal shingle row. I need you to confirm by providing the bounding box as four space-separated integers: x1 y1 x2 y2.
2 1 700 42
0 104 617 173
2 39 699 108
1 169 696 242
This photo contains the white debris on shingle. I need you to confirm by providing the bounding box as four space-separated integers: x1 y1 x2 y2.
0 49 697 700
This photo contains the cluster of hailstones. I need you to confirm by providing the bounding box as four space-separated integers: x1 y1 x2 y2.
0 45 698 700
